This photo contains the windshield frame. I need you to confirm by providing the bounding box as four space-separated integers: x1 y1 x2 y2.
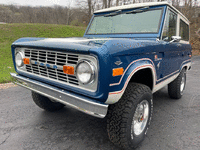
85 6 164 35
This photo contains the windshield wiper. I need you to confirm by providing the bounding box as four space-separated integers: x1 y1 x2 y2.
126 6 149 14
104 10 122 17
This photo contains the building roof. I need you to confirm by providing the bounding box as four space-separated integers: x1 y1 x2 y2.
94 2 190 23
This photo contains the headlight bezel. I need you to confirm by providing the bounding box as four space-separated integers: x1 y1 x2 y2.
75 60 96 85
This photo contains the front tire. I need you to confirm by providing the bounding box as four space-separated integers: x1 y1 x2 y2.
107 83 153 149
32 91 65 111
168 68 186 99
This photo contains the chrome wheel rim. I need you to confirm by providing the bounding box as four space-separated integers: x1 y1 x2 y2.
180 73 186 93
132 100 149 136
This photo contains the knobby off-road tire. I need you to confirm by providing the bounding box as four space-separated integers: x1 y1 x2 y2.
107 83 153 150
32 91 65 111
168 68 186 99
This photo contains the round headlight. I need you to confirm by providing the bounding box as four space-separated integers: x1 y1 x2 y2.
76 60 95 84
15 52 24 67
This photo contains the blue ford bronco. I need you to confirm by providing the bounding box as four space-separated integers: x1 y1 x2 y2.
10 2 191 149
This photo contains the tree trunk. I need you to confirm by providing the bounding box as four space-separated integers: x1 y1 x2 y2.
103 0 107 8
88 0 92 19
116 0 119 6
108 0 111 8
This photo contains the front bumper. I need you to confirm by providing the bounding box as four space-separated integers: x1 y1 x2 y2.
10 73 108 118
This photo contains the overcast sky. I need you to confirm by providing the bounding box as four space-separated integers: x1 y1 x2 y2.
0 0 199 7
0 0 76 7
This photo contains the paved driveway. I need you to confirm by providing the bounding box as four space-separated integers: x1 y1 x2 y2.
0 56 200 150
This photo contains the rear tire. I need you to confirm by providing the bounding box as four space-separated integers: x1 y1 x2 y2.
168 68 186 99
32 91 65 111
107 83 153 149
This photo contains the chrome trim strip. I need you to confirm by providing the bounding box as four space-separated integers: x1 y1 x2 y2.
152 72 179 93
156 70 179 82
179 40 189 44
10 73 108 118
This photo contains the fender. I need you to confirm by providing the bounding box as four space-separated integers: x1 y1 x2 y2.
105 58 191 104
105 58 156 104
153 59 191 93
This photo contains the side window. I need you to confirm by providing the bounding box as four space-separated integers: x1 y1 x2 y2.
162 9 177 41
179 19 189 41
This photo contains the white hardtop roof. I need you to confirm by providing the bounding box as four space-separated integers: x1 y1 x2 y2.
94 2 189 23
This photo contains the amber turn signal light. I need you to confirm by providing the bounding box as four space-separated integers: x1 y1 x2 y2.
63 65 74 75
113 68 124 76
23 58 30 65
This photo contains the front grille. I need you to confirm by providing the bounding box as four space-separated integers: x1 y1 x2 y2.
24 49 79 85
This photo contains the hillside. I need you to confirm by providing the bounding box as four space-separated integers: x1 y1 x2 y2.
0 23 86 83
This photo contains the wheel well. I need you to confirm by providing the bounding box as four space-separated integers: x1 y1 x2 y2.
183 66 187 70
129 68 153 90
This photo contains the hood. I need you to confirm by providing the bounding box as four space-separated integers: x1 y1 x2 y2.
12 37 159 55
12 37 109 53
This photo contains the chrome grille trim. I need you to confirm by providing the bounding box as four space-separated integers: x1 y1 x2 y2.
25 49 79 66
24 48 79 85
15 48 98 92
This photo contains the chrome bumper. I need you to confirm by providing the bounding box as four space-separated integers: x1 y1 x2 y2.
10 73 108 118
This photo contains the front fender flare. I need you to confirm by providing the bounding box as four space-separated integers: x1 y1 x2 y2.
105 58 156 104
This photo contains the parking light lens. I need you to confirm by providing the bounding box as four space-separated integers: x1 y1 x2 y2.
63 65 74 75
113 68 124 76
23 58 30 65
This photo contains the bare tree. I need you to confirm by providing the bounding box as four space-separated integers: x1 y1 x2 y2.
116 0 120 6
108 0 112 7
66 0 73 25
88 0 92 18
0 6 13 23
103 0 108 8
0 0 199 26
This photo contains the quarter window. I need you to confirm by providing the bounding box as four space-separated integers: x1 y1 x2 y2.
162 9 177 41
179 19 189 41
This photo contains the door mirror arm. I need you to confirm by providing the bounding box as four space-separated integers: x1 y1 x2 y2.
169 36 181 43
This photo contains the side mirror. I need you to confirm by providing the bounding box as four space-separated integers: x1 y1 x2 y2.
169 36 181 43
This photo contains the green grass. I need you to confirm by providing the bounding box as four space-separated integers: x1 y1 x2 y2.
0 23 86 83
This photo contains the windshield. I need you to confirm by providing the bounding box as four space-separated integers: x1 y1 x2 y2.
87 8 163 34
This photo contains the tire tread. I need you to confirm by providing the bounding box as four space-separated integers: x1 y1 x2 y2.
107 83 152 149
168 68 186 99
